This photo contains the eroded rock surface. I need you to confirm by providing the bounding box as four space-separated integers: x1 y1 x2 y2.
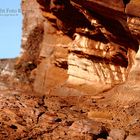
0 83 140 139
0 0 140 139
15 0 140 95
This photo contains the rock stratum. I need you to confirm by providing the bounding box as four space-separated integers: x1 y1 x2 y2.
16 0 140 95
0 0 140 139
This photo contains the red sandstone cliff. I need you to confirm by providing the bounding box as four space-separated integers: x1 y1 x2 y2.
15 0 140 95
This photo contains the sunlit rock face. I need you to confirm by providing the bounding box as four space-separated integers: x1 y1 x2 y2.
67 33 128 87
17 0 140 95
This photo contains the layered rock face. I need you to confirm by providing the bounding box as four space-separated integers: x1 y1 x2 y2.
16 0 140 95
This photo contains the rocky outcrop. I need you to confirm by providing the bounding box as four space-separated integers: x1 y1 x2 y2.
16 0 140 95
0 59 18 90
1 1 140 139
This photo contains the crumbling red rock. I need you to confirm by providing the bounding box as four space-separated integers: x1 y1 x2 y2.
125 135 140 140
108 129 126 140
